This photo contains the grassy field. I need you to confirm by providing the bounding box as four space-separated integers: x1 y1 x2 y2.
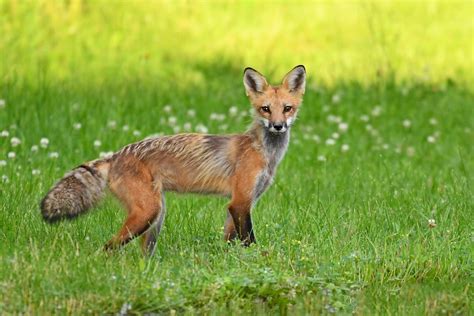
0 0 473 314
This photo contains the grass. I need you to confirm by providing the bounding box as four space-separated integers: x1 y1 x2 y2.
0 0 473 314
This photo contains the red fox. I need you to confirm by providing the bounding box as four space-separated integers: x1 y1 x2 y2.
40 65 306 255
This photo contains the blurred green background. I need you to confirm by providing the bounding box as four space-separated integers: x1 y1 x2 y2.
1 0 473 87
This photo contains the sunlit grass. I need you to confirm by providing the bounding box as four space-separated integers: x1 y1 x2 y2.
0 0 473 314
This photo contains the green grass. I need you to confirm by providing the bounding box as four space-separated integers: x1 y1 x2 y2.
0 1 473 314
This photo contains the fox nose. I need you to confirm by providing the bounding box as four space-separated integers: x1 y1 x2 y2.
273 123 284 131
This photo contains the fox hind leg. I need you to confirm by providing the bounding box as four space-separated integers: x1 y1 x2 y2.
141 195 166 256
105 170 163 251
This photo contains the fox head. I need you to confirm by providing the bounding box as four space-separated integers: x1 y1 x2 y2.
244 65 306 134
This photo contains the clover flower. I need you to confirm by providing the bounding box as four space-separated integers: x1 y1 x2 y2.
10 137 21 147
40 138 49 148
338 122 349 132
428 219 436 228
163 105 172 113
229 106 238 116
108 121 117 129
325 138 336 146
187 109 196 117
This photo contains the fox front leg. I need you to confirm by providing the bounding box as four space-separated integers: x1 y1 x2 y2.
228 201 256 246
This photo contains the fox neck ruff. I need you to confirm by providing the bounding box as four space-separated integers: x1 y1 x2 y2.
248 121 290 167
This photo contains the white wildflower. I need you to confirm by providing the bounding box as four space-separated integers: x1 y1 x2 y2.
365 124 373 131
133 130 141 137
163 105 172 113
119 302 132 315
40 138 49 148
429 118 438 125
10 137 21 147
1 130 9 137
317 155 326 162
406 146 415 157
93 140 102 148
1 175 8 183
210 113 225 121
360 114 370 122
108 121 117 129
31 145 39 152
49 152 59 159
331 93 341 104
341 144 350 152
32 169 41 176
195 124 208 134
0 160 6 167
168 116 177 125
332 132 340 139
338 122 349 132
327 114 336 123
173 126 181 133
382 144 390 150
183 122 192 131
99 151 114 159
312 135 321 143
427 135 436 143
187 109 196 117
229 106 238 116
0 99 5 109
327 115 342 123
7 152 16 159
219 124 228 131
325 138 336 146
428 218 436 228
402 120 411 128
122 125 129 132
371 106 382 117
73 122 82 130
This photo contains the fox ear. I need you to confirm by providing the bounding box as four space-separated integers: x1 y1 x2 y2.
282 65 306 95
243 67 268 96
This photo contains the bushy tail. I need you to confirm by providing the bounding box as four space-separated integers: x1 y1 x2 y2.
40 159 111 223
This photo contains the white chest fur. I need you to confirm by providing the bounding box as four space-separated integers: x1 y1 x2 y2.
253 131 289 201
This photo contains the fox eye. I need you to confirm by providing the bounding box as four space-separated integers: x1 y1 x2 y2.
283 105 293 113
261 106 271 113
